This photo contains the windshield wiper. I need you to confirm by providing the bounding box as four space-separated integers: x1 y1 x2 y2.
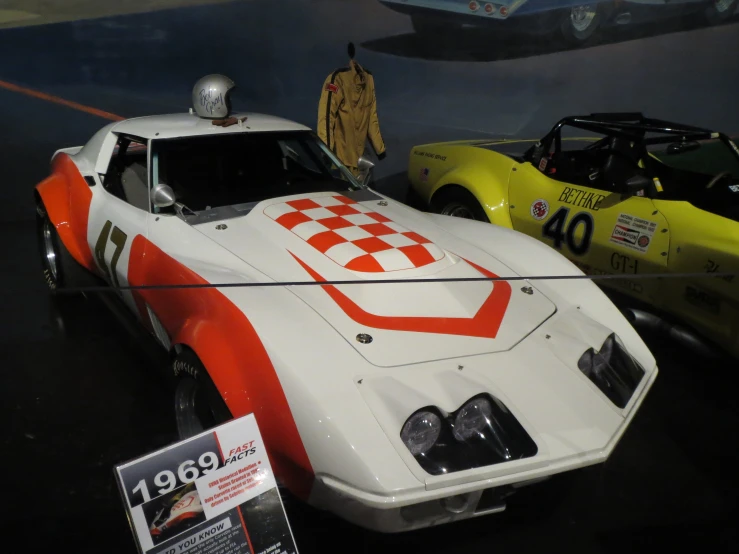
174 202 197 218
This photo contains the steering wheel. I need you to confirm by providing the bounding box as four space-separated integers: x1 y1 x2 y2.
706 171 733 189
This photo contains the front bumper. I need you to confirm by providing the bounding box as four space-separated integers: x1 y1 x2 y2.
309 367 657 533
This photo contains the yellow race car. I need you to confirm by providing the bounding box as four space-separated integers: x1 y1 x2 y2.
408 113 739 358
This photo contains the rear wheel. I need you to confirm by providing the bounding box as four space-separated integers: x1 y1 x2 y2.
560 5 602 45
173 350 232 440
431 187 489 222
705 0 738 24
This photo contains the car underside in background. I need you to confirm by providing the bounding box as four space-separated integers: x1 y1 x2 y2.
377 0 738 44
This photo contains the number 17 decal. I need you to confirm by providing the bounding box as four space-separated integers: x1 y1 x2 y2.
542 207 594 256
94 220 128 288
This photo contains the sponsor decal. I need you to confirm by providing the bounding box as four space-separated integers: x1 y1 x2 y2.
325 83 339 93
173 359 199 379
705 259 735 283
530 199 549 220
420 167 429 182
558 187 606 211
538 157 548 171
413 150 447 162
608 213 657 253
729 184 739 193
684 285 720 314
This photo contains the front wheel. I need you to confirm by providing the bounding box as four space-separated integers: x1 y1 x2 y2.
36 201 87 292
705 0 738 24
560 4 602 45
431 187 489 222
173 350 232 440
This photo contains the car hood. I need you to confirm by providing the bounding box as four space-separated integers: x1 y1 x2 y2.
193 190 557 367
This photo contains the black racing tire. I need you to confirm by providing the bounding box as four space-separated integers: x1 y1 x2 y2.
559 4 603 45
704 0 738 24
430 186 489 222
173 350 233 440
35 200 88 293
411 14 461 36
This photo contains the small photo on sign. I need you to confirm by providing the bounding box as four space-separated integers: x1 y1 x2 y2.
143 483 206 545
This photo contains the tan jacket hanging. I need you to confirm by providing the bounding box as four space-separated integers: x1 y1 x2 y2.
317 61 386 173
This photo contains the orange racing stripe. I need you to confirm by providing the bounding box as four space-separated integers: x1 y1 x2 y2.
36 154 96 272
127 236 315 500
0 79 124 121
291 253 513 339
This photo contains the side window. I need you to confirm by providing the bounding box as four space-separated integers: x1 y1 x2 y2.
103 136 150 211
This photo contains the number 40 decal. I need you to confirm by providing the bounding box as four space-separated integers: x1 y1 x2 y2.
542 207 594 256
94 220 128 288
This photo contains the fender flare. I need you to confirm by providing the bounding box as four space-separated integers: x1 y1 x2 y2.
431 173 514 229
34 154 95 272
127 236 315 500
171 320 315 501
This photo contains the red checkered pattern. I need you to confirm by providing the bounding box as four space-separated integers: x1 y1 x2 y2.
264 195 445 273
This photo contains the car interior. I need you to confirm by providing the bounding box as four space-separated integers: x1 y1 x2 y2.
534 129 739 220
103 137 150 211
153 132 354 212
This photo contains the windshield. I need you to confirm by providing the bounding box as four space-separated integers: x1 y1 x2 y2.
151 131 360 213
649 138 739 180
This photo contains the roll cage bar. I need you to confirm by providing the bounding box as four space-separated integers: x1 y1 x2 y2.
524 112 739 164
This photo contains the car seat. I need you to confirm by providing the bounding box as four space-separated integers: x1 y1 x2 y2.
602 136 641 190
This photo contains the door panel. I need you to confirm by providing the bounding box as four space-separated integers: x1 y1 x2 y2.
652 199 739 355
87 193 149 317
87 134 151 319
508 162 670 306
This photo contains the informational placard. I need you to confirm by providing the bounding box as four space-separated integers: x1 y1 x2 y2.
115 414 298 554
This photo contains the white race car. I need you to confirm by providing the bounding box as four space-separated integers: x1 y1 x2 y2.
35 100 657 533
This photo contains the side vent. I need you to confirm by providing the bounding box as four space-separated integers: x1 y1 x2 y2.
84 176 96 187
147 304 171 351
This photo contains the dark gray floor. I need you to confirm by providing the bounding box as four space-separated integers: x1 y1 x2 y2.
2 2 739 552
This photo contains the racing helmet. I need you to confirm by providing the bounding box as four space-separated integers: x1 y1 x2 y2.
192 74 235 119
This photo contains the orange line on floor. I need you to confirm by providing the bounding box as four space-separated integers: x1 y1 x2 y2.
0 79 124 121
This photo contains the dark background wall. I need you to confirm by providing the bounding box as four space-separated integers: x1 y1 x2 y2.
1 0 737 194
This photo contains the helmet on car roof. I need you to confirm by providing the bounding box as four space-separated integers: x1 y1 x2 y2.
191 74 236 119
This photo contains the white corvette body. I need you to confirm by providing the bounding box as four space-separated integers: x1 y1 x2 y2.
35 111 657 533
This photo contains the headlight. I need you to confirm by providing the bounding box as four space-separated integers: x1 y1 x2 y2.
399 396 538 476
401 410 442 455
452 397 493 441
577 333 645 409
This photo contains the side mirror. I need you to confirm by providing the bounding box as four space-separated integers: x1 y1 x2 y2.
357 156 375 187
623 174 651 193
151 183 176 208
